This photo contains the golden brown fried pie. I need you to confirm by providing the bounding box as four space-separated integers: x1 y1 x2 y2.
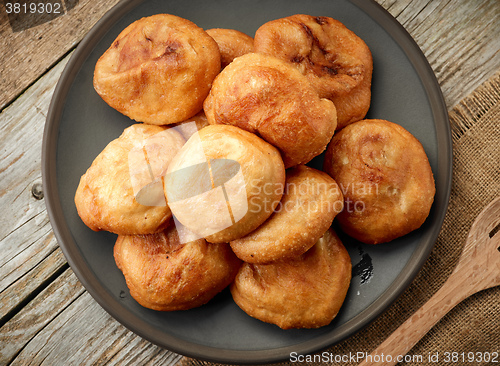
203 52 337 168
75 124 185 235
93 14 220 125
323 119 435 244
231 228 351 329
164 124 286 243
114 226 241 311
254 14 373 129
230 165 343 263
206 28 254 68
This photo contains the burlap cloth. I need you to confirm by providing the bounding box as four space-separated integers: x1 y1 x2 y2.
179 70 500 366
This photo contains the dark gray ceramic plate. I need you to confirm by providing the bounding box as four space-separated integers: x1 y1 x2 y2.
43 0 452 363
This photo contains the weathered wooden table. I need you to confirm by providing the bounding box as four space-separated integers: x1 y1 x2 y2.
1 0 499 365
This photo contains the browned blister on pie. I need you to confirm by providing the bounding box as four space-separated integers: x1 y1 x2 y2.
206 28 254 68
323 119 436 244
114 226 241 311
75 124 185 235
93 14 221 125
203 52 337 168
231 228 351 329
230 165 343 263
254 14 373 129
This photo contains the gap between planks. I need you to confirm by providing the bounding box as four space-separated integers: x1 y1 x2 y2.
0 247 68 327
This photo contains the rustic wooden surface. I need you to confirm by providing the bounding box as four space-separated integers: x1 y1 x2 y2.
0 0 499 364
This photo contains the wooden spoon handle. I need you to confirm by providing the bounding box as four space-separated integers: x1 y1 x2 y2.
358 273 472 366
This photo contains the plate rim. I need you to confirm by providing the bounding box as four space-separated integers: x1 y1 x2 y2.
42 0 452 363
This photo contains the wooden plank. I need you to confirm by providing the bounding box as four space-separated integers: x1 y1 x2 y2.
0 269 85 365
0 55 70 294
0 247 67 322
2 274 181 366
0 0 120 111
104 337 182 366
375 0 500 109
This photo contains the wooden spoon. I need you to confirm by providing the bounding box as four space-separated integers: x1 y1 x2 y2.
359 197 500 366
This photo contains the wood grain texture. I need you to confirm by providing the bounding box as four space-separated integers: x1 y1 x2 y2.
0 0 498 365
0 56 69 296
8 290 182 366
0 0 121 111
0 269 84 365
0 0 498 112
0 247 67 322
375 0 500 109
